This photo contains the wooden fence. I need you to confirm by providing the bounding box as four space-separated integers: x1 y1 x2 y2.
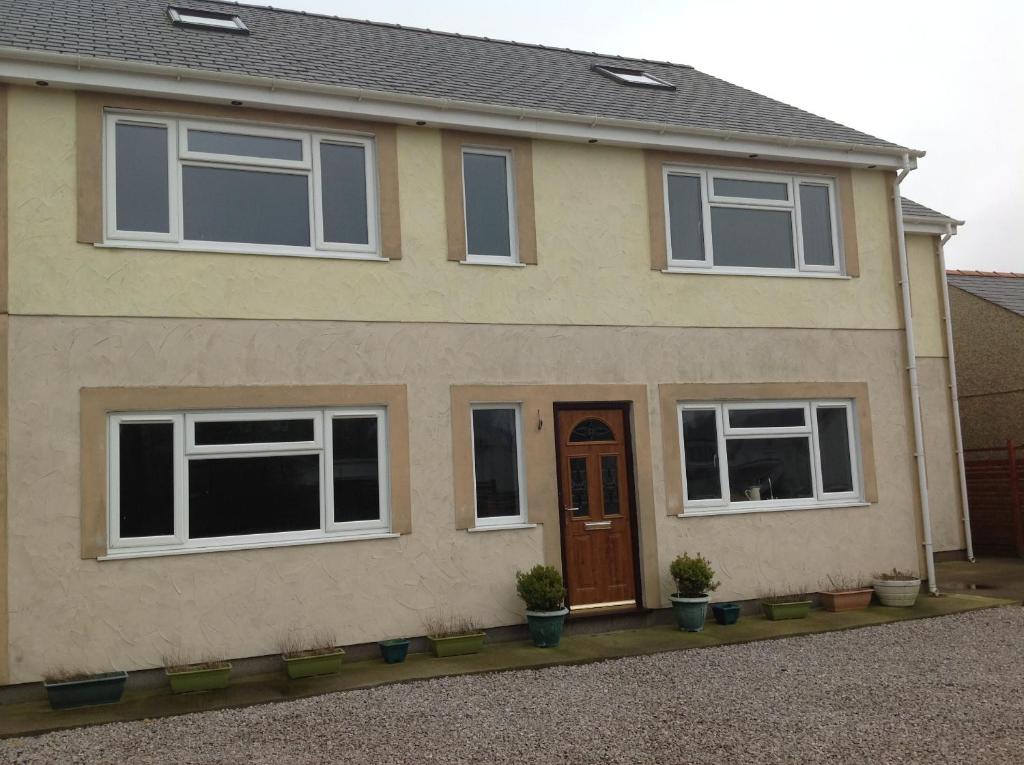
964 440 1024 557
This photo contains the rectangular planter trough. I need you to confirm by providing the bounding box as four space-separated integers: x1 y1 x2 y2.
44 671 128 710
762 600 812 621
819 588 873 612
166 664 232 694
427 633 486 658
282 649 345 679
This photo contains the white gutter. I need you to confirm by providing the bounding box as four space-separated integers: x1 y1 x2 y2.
937 228 976 562
0 46 923 169
893 157 939 594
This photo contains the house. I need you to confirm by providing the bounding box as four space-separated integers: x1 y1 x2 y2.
946 270 1024 449
0 0 972 687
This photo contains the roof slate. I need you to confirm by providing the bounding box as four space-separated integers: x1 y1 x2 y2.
0 0 907 151
901 197 960 223
947 272 1024 318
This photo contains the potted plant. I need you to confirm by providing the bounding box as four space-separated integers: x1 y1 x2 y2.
424 614 486 657
43 668 128 710
516 565 570 647
378 638 411 664
163 653 232 694
873 569 922 607
279 631 345 679
711 603 741 625
819 575 874 612
668 553 720 632
761 592 813 621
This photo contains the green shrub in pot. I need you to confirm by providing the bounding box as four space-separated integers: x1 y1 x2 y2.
516 565 569 647
668 553 720 632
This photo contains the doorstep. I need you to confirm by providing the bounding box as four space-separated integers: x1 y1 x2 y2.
0 593 1015 740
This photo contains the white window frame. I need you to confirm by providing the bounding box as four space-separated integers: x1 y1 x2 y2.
103 111 383 261
461 147 519 265
677 399 862 515
470 403 528 528
107 407 391 556
663 165 843 277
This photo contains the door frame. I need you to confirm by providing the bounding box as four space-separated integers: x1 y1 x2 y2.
553 401 644 610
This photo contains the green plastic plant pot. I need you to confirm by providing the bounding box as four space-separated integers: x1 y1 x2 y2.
166 664 231 694
282 649 345 679
711 602 741 625
427 633 486 658
670 595 710 632
525 608 569 647
44 671 128 710
378 639 411 664
762 600 812 620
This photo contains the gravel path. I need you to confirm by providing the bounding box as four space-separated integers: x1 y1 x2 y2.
3 608 1024 764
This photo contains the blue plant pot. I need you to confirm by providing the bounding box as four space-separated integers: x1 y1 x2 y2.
379 638 411 664
670 595 709 632
711 603 741 625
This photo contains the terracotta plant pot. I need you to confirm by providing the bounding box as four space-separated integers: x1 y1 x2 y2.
427 633 486 657
873 578 921 607
761 600 812 620
819 588 873 612
282 649 345 679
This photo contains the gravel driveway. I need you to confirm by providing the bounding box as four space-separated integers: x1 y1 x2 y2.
3 607 1023 764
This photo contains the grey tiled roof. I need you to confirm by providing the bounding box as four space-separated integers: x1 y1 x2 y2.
901 197 961 223
0 0 909 152
947 272 1024 317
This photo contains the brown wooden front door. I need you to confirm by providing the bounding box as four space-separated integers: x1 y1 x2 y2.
555 406 639 610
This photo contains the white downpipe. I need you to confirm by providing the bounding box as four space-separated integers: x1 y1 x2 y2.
893 158 939 595
937 231 976 562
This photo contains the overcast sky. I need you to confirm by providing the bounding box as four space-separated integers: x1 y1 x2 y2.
267 0 1021 271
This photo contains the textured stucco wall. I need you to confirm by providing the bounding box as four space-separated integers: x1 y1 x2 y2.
4 85 905 330
4 315 927 683
917 358 965 552
950 287 1024 448
906 234 946 359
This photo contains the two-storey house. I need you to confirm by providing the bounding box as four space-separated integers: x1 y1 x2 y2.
0 0 972 687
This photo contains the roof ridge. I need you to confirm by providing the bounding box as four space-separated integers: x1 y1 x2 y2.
177 0 695 70
947 270 1024 278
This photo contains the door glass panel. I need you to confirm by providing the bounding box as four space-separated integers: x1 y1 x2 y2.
728 408 805 429
600 455 620 516
816 407 854 493
569 456 589 517
194 418 315 446
710 207 795 269
725 437 813 502
681 410 722 501
569 418 615 442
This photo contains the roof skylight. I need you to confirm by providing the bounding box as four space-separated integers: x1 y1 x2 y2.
168 7 249 34
592 65 675 90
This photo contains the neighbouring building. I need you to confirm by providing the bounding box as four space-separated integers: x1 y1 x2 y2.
0 0 972 687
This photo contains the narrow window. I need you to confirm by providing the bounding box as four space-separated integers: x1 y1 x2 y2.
680 409 722 501
799 183 837 268
816 405 855 494
114 123 170 234
117 421 176 538
471 405 526 525
330 415 382 524
666 174 706 263
319 142 370 246
462 150 515 260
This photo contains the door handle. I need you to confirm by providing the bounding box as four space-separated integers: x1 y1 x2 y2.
584 521 612 530
564 507 579 514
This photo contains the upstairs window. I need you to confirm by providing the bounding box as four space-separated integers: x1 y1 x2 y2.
104 114 379 259
168 7 249 33
461 148 518 263
663 167 841 275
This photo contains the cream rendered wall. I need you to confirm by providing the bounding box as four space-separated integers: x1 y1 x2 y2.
907 233 946 359
5 86 905 331
6 315 923 683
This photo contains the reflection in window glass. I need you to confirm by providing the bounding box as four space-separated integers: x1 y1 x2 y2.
472 408 521 519
681 410 721 501
332 417 381 523
463 152 512 258
710 207 795 269
817 407 854 493
115 123 170 233
726 437 813 502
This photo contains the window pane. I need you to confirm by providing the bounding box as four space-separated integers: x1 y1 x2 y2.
569 418 615 442
601 455 621 516
726 437 812 502
182 166 310 246
187 130 303 161
332 417 380 523
320 142 369 245
188 454 320 538
472 408 520 518
799 184 835 267
681 410 721 501
194 419 315 446
710 207 794 269
463 152 512 258
817 407 854 493
714 178 788 201
569 456 590 517
118 422 175 537
728 408 805 429
666 174 705 262
115 123 169 233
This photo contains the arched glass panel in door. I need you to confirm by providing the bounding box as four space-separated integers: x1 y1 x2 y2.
569 418 614 442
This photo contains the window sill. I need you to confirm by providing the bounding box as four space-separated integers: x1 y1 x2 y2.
98 531 400 560
662 267 849 280
467 523 538 533
677 501 869 518
459 259 526 268
96 241 389 262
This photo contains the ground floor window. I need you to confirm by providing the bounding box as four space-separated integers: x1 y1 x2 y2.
108 407 389 554
678 399 860 513
470 404 527 526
